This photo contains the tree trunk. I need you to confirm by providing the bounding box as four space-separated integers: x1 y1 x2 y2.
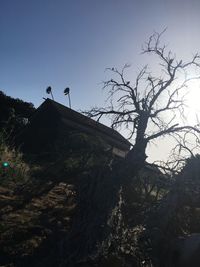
62 115 150 266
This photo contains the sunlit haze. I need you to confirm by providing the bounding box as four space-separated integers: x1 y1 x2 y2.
186 79 200 121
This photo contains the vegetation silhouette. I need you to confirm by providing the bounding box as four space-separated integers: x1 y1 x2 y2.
84 30 200 266
0 90 35 142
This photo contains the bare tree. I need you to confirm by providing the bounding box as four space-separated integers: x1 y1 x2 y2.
86 30 200 170
74 31 200 266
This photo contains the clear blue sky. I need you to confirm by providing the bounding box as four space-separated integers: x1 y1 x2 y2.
1 0 200 109
1 0 200 160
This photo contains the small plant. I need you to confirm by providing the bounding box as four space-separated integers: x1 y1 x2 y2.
0 131 29 186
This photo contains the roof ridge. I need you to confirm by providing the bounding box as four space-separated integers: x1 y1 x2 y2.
45 99 131 146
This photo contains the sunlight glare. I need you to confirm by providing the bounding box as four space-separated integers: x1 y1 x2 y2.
185 79 200 124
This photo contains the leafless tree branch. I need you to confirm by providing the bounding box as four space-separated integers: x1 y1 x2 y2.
85 30 200 169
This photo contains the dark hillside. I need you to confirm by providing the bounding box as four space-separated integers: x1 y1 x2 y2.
2 92 200 267
0 128 116 266
0 93 170 267
0 91 35 138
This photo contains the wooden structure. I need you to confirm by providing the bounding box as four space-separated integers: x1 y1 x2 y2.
16 99 131 157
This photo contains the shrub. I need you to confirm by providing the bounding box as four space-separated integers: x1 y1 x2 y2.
0 131 29 186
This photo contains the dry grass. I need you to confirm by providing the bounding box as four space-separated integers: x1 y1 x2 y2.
0 133 29 187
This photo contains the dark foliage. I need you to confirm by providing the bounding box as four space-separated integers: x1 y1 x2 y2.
0 91 35 139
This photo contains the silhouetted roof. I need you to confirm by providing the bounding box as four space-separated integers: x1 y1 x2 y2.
37 99 131 150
